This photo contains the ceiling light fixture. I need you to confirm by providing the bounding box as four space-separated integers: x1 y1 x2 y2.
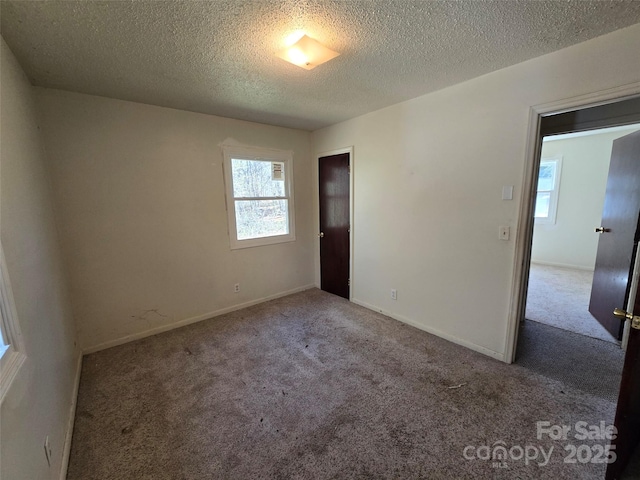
276 35 340 70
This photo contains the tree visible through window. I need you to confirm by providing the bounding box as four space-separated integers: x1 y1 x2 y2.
232 159 288 240
222 145 295 249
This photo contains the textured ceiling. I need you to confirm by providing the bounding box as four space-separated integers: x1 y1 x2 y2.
2 1 640 131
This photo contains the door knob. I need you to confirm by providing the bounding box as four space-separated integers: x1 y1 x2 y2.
614 308 640 330
595 227 610 233
318 232 324 238
613 308 633 320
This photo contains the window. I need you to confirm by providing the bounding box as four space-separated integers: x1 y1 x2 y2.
222 144 295 249
0 242 26 403
534 156 562 224
0 314 9 358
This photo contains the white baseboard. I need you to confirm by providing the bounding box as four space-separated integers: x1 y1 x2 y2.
82 284 316 354
351 298 505 362
530 260 594 272
59 353 83 480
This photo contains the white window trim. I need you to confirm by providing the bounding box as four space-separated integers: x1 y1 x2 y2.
0 242 26 403
535 155 563 225
222 143 296 249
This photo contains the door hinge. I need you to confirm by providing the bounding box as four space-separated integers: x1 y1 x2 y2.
348 165 351 174
613 308 640 330
348 278 350 286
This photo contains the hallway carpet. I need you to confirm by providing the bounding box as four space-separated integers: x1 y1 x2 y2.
68 289 617 479
516 320 624 402
526 263 617 343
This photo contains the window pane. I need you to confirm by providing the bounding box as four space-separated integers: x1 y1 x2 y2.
535 192 551 218
537 162 556 191
235 199 289 240
0 307 6 348
232 159 285 198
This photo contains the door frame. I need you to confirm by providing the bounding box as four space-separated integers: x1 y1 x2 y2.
505 83 640 364
315 147 354 301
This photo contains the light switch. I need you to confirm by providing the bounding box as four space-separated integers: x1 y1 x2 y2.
502 185 513 200
499 226 510 241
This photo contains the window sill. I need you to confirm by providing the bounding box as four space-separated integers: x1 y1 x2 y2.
534 217 556 226
230 234 296 250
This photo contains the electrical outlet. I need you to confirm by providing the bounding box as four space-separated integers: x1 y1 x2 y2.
391 289 397 300
44 436 52 467
234 283 240 293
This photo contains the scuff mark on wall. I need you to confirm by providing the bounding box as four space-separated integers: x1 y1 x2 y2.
130 309 169 322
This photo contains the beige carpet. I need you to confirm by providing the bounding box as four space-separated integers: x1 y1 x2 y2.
68 289 617 479
526 263 618 344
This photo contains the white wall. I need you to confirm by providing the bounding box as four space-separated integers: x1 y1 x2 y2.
36 89 315 352
531 127 640 270
1 39 79 480
312 24 640 360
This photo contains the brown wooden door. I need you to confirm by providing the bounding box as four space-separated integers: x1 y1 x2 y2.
607 271 640 479
589 131 640 339
319 153 350 299
601 129 640 479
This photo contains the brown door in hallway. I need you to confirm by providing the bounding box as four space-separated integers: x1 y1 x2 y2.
589 131 640 340
319 153 350 299
604 127 640 480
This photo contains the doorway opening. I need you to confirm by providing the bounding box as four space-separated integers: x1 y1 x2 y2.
529 124 640 338
512 95 640 479
517 124 640 399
